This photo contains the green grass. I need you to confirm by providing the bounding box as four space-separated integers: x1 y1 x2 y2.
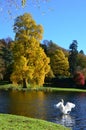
47 87 86 92
0 83 86 92
0 114 70 130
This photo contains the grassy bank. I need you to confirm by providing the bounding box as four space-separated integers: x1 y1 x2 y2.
47 87 86 92
0 83 86 92
0 114 70 130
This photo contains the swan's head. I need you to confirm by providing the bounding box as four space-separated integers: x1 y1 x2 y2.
61 99 64 103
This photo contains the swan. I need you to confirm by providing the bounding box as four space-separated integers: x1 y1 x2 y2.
56 99 75 114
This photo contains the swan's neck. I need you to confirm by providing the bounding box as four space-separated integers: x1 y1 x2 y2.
61 99 65 112
61 99 64 104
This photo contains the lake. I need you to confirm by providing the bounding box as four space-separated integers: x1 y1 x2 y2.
0 90 86 130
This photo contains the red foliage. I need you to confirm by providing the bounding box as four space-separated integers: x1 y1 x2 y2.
73 72 85 86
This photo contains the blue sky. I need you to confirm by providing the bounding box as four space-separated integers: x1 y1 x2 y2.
0 0 86 53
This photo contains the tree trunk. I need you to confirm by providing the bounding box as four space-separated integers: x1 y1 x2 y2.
23 78 27 88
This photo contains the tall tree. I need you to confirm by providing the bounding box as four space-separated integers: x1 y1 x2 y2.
11 13 50 88
0 38 13 81
68 40 78 75
50 49 70 77
0 40 5 80
77 53 86 69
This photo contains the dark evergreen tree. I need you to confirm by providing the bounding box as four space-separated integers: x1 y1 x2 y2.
68 40 78 75
0 38 13 81
79 50 84 55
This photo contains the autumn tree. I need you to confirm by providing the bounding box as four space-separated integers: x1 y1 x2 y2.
76 52 86 80
41 40 62 78
50 49 70 77
73 71 85 86
11 13 50 88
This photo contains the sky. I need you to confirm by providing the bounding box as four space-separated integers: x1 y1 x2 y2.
0 0 86 54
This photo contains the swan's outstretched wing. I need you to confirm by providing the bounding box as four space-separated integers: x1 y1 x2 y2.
65 102 75 112
56 102 62 108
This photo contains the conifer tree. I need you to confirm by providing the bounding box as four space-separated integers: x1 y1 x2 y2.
68 40 78 75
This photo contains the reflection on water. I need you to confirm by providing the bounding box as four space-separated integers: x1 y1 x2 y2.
55 114 75 129
0 90 86 130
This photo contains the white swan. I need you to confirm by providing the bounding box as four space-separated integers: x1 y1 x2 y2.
56 99 75 114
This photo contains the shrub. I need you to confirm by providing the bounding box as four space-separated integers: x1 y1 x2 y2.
73 71 85 86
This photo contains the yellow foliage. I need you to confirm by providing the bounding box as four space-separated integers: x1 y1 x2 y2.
51 49 70 77
11 13 50 87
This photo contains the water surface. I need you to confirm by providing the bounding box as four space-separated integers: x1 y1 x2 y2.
0 90 86 130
